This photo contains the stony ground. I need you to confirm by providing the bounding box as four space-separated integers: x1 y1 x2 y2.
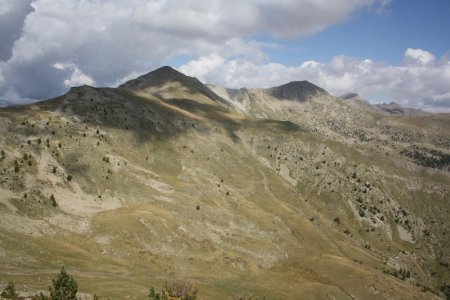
0 67 449 299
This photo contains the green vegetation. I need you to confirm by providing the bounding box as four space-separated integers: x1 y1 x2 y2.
0 67 449 299
4 272 200 300
31 292 48 300
401 145 450 170
440 284 450 300
383 268 411 281
148 280 199 300
49 267 78 300
50 194 57 207
1 281 18 299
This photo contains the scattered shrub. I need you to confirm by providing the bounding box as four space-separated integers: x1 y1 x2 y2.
50 194 57 207
31 292 48 299
149 280 199 300
234 293 265 300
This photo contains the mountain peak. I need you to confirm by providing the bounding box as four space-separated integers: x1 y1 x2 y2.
119 66 191 90
118 66 225 104
269 80 328 101
340 92 360 100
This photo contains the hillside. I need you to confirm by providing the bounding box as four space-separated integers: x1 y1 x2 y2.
0 66 449 299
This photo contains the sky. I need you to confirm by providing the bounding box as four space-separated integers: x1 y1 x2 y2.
0 0 449 112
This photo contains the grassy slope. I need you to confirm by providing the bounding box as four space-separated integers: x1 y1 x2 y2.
0 83 448 299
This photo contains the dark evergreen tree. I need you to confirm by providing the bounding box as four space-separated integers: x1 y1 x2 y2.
1 281 18 299
49 267 78 300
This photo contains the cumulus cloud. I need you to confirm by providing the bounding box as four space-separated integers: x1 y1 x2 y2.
180 48 450 112
53 63 95 87
404 48 435 66
0 0 387 102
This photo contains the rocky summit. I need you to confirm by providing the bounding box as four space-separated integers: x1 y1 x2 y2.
0 66 449 299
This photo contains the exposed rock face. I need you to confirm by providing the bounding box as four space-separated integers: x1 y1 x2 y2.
269 80 328 101
0 67 449 299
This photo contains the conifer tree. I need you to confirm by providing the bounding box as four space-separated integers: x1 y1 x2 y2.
49 267 78 300
1 281 18 299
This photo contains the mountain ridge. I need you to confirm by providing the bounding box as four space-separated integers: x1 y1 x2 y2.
340 92 434 116
0 66 449 299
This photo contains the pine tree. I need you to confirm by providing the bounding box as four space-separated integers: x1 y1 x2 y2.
49 267 78 300
1 281 18 299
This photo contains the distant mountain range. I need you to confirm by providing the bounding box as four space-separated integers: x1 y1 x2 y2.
340 92 432 116
0 66 448 299
0 99 13 107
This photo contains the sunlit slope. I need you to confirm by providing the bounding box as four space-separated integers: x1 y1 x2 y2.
0 67 448 299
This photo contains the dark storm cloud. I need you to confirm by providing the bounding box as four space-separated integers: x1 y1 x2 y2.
0 0 34 61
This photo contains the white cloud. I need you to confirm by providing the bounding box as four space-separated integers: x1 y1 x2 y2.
179 54 226 81
404 48 435 66
0 0 387 101
180 48 450 112
53 63 95 87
